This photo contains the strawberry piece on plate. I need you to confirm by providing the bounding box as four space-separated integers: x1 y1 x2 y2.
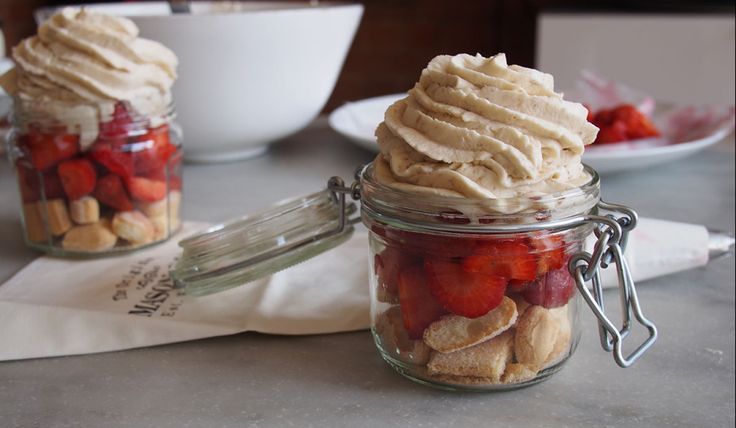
58 159 97 200
425 258 508 318
24 130 79 171
94 174 134 211
126 176 167 202
529 233 566 275
397 264 446 339
463 238 538 281
596 120 628 144
522 266 576 308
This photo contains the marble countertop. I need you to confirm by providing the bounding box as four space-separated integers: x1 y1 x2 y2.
1 119 734 428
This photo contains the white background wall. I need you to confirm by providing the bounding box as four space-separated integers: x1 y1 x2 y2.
537 14 735 105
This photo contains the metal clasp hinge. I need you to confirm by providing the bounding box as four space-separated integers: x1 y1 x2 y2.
569 201 658 368
326 168 363 233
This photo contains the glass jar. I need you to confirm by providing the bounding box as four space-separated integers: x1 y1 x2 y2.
171 163 657 391
6 98 183 256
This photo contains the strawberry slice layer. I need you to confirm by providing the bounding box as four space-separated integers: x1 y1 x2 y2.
463 238 538 281
126 176 167 202
58 159 97 200
375 245 420 297
425 258 508 318
95 174 134 211
90 140 134 179
23 130 79 171
529 233 566 275
397 265 446 339
522 266 576 308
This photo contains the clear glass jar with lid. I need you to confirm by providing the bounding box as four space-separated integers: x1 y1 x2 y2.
6 97 183 256
171 163 657 391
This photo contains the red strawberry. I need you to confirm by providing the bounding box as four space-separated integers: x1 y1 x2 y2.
15 162 41 203
384 228 474 258
375 246 421 297
99 102 134 139
522 266 576 308
126 176 167 202
42 170 65 199
529 233 566 275
131 125 177 175
463 238 537 281
94 174 134 211
23 130 79 170
397 265 446 339
595 120 628 144
58 159 97 200
90 140 134 178
425 259 508 318
508 279 532 293
169 176 183 191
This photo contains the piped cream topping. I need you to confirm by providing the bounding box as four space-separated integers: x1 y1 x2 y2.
375 53 598 202
0 8 178 149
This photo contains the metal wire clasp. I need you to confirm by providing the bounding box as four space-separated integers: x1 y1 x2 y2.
327 169 362 232
569 201 658 368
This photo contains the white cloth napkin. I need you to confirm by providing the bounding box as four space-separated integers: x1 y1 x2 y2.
0 218 711 361
0 222 370 361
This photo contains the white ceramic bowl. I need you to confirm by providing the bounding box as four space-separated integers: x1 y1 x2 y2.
37 2 363 162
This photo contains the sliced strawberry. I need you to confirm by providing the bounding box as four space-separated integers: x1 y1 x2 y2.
375 246 421 297
397 265 446 339
169 176 183 191
595 120 628 144
508 279 532 293
23 130 79 170
384 228 474 258
529 233 566 275
99 102 134 139
522 266 576 308
126 176 167 202
58 159 97 200
425 259 508 318
42 170 65 199
131 125 177 175
16 162 41 203
94 174 134 211
463 238 537 281
90 140 134 178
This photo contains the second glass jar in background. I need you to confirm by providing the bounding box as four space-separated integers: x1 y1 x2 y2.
7 99 183 256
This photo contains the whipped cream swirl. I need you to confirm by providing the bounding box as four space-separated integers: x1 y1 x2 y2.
375 53 598 201
0 8 178 149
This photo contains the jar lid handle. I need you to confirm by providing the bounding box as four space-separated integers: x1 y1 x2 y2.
170 175 361 296
570 202 658 368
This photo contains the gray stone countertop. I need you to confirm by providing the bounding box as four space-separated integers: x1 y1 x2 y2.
0 118 734 428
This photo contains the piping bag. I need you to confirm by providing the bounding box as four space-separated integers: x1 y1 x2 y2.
594 217 734 288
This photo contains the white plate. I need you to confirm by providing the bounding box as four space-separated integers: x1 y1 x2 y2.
329 93 734 174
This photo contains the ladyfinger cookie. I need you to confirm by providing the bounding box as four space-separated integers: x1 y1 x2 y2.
514 305 561 369
22 203 49 242
112 211 155 245
376 306 431 365
44 198 72 236
423 296 517 353
62 222 118 252
69 196 100 225
427 330 514 382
